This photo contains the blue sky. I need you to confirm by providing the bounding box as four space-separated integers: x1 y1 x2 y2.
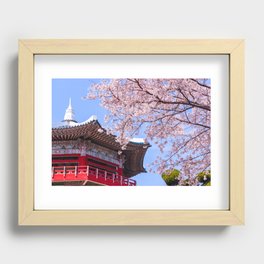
52 78 166 186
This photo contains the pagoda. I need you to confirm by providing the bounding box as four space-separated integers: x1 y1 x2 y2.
52 99 150 186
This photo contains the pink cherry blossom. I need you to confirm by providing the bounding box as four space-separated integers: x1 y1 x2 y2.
85 78 211 186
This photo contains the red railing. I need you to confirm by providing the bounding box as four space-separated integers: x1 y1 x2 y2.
52 166 136 186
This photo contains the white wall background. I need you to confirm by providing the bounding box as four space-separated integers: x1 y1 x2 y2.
0 0 262 263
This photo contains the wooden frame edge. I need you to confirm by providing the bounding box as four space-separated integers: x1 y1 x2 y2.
20 210 241 226
20 39 243 54
229 40 245 225
18 40 34 225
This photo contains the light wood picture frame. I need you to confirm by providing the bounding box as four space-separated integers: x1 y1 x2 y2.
18 39 244 226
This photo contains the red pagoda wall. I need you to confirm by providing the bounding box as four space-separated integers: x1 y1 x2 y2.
52 153 136 186
52 153 121 176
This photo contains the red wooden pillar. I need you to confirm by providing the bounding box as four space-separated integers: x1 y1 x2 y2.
117 167 123 176
78 155 87 166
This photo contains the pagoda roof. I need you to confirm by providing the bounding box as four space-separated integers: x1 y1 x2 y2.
52 120 151 177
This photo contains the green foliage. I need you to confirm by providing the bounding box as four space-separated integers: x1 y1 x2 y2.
196 171 211 186
204 181 211 186
181 180 191 186
162 169 180 186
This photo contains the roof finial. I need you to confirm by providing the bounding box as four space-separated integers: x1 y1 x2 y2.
63 97 77 126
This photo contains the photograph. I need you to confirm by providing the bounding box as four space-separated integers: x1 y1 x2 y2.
52 78 211 186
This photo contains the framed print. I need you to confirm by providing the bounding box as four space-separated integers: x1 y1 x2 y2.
18 39 244 225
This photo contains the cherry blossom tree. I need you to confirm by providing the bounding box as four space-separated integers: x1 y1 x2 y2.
85 78 211 186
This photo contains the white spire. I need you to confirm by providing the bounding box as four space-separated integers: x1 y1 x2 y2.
63 98 77 126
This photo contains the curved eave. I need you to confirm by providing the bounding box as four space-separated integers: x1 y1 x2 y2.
61 119 77 123
122 145 150 177
53 121 120 147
